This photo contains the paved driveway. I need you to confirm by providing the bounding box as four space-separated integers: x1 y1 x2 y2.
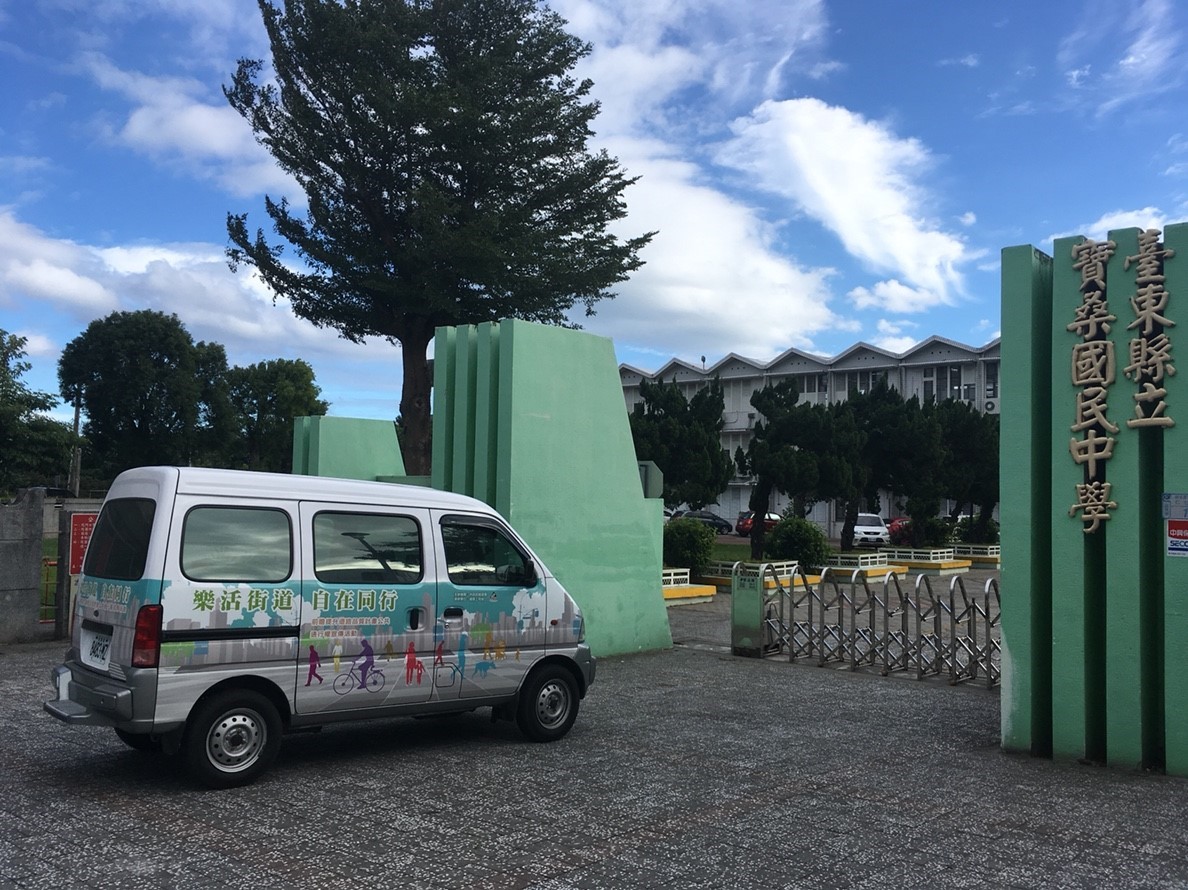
2 622 1186 889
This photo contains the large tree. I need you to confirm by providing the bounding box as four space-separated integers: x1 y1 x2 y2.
935 398 999 529
0 330 72 494
227 358 329 472
735 378 825 559
629 377 733 511
225 0 653 475
58 311 224 479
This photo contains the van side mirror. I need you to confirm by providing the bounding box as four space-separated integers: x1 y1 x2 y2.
496 562 538 586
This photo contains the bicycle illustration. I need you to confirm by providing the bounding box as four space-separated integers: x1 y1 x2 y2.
333 663 386 695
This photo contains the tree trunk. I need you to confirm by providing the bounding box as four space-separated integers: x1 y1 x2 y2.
840 500 858 552
748 480 773 561
399 325 434 477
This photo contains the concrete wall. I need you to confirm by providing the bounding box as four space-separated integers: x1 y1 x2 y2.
432 320 671 657
0 488 50 644
292 415 407 480
42 499 104 536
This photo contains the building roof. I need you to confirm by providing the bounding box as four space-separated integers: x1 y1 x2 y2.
620 336 1001 380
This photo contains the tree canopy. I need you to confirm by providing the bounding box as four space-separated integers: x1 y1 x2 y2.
629 377 733 510
227 358 329 472
736 376 998 552
226 0 654 475
58 310 329 483
0 330 72 495
59 311 206 479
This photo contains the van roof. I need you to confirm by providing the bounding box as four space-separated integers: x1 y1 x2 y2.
112 466 497 514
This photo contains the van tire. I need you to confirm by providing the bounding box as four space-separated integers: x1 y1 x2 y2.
516 665 578 742
183 690 281 789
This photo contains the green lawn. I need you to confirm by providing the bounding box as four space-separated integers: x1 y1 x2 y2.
712 541 751 562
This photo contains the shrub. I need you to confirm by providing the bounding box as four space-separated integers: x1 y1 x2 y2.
956 515 999 545
663 518 715 576
889 521 912 546
908 516 951 548
764 517 832 572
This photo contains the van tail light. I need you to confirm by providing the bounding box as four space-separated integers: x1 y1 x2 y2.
131 605 163 668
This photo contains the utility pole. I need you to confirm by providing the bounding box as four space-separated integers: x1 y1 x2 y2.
68 394 81 497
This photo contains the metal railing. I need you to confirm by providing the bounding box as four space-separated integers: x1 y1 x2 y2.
40 558 57 624
756 564 1000 688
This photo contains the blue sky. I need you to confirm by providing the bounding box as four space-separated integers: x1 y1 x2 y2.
3 0 1187 422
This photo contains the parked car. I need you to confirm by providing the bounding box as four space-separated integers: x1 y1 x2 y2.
735 511 781 536
887 517 910 535
853 513 890 547
681 510 733 534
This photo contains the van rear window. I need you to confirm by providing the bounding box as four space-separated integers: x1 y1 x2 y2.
83 498 156 581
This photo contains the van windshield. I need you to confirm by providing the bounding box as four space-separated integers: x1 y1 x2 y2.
82 498 156 581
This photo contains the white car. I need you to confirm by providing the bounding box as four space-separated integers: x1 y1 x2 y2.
853 513 889 547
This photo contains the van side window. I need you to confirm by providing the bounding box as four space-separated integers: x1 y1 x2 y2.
181 507 292 582
441 520 531 586
83 498 156 581
313 512 422 584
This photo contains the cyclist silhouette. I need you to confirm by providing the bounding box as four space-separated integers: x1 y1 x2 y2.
355 637 375 689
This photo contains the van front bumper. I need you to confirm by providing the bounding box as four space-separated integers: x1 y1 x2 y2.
576 643 596 693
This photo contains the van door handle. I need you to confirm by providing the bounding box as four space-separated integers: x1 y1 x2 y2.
442 607 463 624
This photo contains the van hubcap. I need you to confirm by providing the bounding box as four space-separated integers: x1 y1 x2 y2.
535 681 570 729
207 710 264 772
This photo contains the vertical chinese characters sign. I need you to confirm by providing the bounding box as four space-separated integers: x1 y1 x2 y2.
1067 230 1176 532
1123 229 1175 430
1068 239 1119 532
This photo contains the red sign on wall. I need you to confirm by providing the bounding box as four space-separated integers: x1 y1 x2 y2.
1168 519 1188 559
68 512 99 575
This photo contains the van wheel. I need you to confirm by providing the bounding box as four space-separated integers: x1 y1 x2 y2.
114 728 162 753
183 690 281 789
516 665 578 742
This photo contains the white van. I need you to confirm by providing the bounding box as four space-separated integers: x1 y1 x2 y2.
45 467 595 787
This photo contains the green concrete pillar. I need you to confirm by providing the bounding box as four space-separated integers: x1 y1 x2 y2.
1000 244 1053 756
432 319 671 657
1003 223 1187 775
1162 223 1188 774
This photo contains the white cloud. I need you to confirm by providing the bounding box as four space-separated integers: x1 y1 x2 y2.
869 318 920 352
872 334 919 354
15 331 57 357
716 98 968 308
80 52 294 198
939 54 979 68
587 154 839 361
1049 206 1167 242
0 209 118 311
0 208 387 374
848 280 945 314
1058 0 1185 116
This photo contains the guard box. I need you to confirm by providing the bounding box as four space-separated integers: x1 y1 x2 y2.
45 466 595 787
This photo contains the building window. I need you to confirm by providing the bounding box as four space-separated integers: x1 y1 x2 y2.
985 362 999 399
948 364 963 400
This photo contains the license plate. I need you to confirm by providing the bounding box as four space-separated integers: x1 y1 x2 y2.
81 627 112 671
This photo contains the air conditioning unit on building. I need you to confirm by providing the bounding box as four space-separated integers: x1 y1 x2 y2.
985 400 997 413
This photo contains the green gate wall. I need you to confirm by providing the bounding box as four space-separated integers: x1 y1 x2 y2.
431 319 672 657
1001 223 1188 774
